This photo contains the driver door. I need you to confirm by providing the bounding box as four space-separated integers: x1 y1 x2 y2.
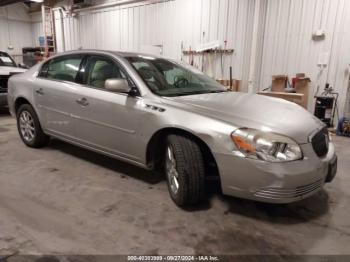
73 55 146 163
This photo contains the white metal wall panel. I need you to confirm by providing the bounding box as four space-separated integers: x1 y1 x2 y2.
41 0 350 116
0 4 34 61
55 0 255 90
259 0 350 116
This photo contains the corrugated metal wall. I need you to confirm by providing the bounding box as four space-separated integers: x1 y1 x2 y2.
51 0 256 90
0 4 34 63
259 0 350 118
30 0 350 116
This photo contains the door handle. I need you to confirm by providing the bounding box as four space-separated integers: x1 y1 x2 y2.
35 88 44 95
76 97 89 107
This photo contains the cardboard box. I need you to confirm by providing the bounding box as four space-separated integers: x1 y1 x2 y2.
294 76 311 108
271 75 288 92
258 91 306 108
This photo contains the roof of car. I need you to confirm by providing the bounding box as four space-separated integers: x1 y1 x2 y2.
54 49 162 59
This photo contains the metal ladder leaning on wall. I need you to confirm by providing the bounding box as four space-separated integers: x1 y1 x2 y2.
41 5 56 58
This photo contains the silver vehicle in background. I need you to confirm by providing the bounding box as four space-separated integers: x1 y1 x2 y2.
0 51 27 107
7 50 337 206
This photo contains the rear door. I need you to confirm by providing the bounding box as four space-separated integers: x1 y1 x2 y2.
34 54 84 140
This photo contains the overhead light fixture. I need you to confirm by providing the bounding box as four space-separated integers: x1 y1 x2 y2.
30 0 44 2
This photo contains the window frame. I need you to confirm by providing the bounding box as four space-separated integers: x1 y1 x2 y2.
78 54 140 96
81 55 126 88
37 53 140 97
38 54 85 83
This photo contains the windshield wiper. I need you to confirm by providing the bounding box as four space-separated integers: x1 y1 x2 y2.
174 90 228 96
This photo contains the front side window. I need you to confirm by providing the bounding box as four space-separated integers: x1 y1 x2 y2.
44 55 83 82
83 56 126 89
0 52 17 67
125 56 226 97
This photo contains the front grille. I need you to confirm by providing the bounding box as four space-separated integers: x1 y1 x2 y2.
311 128 329 157
0 75 10 94
254 179 323 200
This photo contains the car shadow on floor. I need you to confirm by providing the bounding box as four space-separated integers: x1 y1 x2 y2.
48 139 164 185
0 107 10 117
48 138 331 221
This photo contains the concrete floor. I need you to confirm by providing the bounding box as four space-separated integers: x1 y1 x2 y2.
0 107 350 256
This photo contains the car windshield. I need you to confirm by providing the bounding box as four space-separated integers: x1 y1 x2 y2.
126 56 227 97
0 52 17 67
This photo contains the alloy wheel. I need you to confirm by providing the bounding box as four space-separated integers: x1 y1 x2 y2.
166 146 180 195
19 110 35 142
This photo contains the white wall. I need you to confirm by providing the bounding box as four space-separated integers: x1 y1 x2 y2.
0 3 34 63
51 0 256 90
32 0 350 116
259 0 350 118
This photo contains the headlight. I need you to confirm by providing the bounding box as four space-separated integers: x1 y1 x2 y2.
231 128 302 162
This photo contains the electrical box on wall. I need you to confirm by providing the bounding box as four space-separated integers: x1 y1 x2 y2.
312 29 326 41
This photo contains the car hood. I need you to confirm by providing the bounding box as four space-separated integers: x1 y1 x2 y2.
162 92 324 144
0 66 27 76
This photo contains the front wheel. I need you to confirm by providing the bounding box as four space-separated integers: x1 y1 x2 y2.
16 104 49 148
165 135 206 206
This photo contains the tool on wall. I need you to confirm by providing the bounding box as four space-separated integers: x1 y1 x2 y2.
229 66 233 90
221 40 227 79
180 41 184 62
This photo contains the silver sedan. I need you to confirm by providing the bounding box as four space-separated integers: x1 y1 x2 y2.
7 50 337 206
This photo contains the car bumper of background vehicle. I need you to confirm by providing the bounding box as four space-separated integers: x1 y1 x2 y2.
0 93 8 107
215 142 336 204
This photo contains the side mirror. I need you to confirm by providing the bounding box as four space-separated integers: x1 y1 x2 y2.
105 78 131 93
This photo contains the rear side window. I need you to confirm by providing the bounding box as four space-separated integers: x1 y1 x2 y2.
39 55 83 83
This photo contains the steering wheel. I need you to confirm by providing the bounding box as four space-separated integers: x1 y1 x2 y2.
173 77 189 88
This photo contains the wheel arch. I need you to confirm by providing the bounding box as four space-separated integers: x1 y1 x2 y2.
14 97 33 113
146 127 220 180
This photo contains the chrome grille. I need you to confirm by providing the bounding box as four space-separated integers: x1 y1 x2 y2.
254 179 323 200
311 128 329 157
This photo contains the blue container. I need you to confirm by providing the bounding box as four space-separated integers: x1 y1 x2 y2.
39 36 45 47
337 117 350 137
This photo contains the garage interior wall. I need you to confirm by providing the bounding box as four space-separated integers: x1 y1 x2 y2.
0 3 34 63
3 0 350 118
260 0 350 118
31 0 257 91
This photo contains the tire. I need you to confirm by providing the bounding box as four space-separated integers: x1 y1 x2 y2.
16 104 49 148
165 134 206 206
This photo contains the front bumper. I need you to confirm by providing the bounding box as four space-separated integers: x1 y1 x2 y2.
215 142 337 203
0 93 7 107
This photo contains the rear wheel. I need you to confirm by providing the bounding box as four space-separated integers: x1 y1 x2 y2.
17 104 49 148
165 134 206 206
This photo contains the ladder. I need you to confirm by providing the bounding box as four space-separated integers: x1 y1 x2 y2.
41 5 56 58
